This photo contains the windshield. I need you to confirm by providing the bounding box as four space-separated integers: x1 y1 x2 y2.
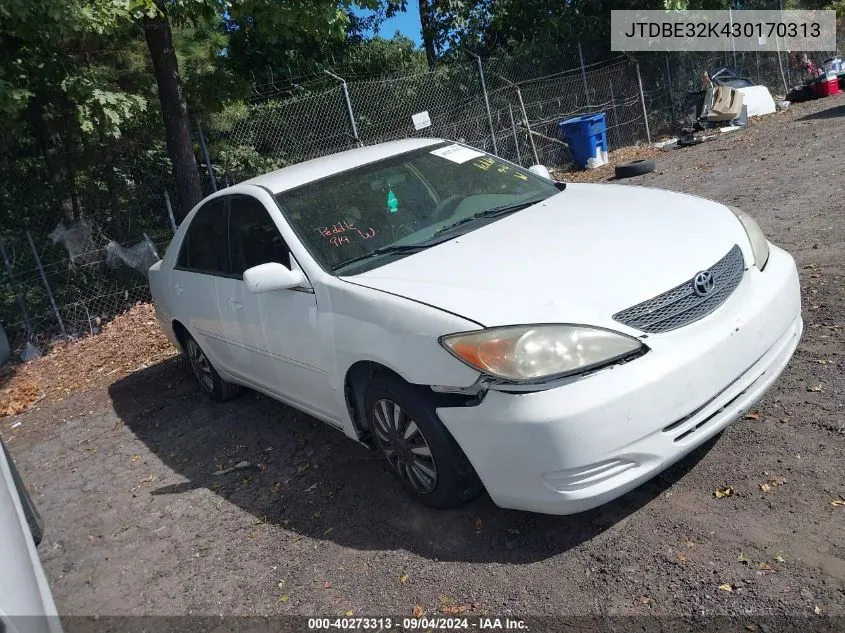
274 142 560 275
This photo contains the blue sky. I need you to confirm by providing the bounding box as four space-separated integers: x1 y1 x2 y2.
357 0 422 44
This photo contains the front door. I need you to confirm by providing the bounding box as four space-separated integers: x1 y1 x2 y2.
220 194 338 420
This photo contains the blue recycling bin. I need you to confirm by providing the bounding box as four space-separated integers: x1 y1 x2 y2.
558 113 608 169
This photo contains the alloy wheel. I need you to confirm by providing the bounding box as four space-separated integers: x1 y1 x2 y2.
372 398 438 494
186 338 214 393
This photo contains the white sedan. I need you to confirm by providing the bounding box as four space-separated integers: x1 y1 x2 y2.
149 138 802 515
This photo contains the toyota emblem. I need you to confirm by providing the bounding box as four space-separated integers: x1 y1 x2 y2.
693 270 716 297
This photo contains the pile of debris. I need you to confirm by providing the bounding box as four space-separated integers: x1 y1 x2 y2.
0 302 178 417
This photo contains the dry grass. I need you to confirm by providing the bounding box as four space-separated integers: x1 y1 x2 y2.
0 303 178 417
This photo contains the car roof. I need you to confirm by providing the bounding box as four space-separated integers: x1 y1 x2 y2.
242 138 447 194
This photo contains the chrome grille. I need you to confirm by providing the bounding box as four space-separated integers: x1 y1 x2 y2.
613 245 745 334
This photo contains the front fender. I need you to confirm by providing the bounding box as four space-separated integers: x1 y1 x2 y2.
321 278 483 431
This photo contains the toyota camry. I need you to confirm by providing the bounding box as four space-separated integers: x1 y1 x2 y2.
149 138 802 514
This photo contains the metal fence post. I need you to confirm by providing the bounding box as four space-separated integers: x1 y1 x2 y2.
325 70 363 147
465 50 498 156
507 105 522 165
634 61 652 145
0 237 34 341
609 81 622 150
196 121 217 193
164 190 177 234
26 231 66 337
578 41 591 107
514 86 540 165
665 54 675 122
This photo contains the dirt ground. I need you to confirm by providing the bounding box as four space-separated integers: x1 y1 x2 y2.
3 94 844 621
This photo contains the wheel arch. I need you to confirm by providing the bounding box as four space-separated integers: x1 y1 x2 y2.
343 360 480 446
171 320 189 353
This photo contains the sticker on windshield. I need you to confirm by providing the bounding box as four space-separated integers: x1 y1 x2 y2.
430 144 485 164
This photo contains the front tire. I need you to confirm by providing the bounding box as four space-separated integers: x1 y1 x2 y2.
182 332 241 402
364 374 483 509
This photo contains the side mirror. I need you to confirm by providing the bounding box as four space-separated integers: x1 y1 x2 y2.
243 262 306 293
528 164 552 180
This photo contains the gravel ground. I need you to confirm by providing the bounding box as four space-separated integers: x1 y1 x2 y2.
3 94 845 621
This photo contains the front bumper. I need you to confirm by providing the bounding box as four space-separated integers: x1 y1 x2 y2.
436 244 802 515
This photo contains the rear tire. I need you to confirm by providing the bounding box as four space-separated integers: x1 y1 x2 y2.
364 374 483 509
182 332 241 402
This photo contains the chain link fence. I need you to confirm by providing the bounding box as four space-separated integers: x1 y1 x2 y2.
1 196 175 359
212 55 654 177
3 35 844 359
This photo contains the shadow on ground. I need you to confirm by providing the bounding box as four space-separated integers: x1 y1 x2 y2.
108 357 716 564
798 103 845 121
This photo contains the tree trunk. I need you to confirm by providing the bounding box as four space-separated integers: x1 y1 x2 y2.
419 0 437 69
143 0 203 219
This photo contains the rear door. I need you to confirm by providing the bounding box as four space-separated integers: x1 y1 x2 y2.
170 197 231 369
220 194 337 419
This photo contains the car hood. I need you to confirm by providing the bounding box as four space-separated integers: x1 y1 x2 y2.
341 183 750 330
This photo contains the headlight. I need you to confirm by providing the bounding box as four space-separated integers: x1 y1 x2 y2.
439 325 645 382
729 206 770 270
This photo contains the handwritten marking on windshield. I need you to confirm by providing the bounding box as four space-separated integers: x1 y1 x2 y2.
473 157 531 181
318 220 356 237
317 221 376 247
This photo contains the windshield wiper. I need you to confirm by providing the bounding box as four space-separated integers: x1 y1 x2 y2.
333 238 452 272
431 198 547 237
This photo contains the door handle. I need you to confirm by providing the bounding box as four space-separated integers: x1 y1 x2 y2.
228 298 243 310
174 284 184 296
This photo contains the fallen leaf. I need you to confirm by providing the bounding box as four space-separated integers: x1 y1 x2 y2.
324 581 332 589
715 486 735 499
277 581 285 589
475 517 483 532
718 583 734 592
400 574 409 584
676 553 687 562
807 384 823 392
830 499 845 507
130 455 141 463
746 625 758 632
743 410 762 420
759 483 771 493
683 537 695 547
439 596 455 606
815 606 822 615
757 562 774 571
279 595 289 603
441 604 471 615
412 606 424 618
344 610 354 617
311 511 321 519
323 527 333 535
774 555 786 563
639 595 651 604
738 552 750 564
